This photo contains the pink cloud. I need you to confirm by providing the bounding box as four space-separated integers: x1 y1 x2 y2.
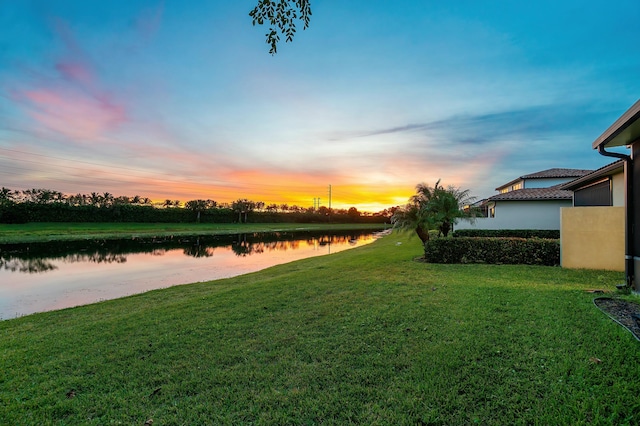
9 17 129 141
20 88 126 140
55 61 94 88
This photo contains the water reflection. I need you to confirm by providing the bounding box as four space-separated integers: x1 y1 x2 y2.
0 230 376 273
0 229 385 319
1 258 58 273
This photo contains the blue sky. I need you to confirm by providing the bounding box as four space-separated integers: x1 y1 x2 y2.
1 0 638 211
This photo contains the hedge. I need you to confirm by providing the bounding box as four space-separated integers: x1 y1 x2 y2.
0 203 235 224
424 237 560 266
452 229 560 239
0 202 389 224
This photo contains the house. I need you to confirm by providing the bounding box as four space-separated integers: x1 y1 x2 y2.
559 161 625 271
589 99 640 290
496 168 594 193
561 160 625 207
456 168 592 231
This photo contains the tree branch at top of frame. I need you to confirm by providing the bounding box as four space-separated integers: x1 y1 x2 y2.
249 0 312 54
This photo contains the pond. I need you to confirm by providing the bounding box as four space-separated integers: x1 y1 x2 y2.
0 229 386 320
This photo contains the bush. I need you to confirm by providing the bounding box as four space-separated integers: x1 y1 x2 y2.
424 237 560 266
452 229 560 239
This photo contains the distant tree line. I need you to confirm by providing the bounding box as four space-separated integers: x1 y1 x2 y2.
0 187 392 224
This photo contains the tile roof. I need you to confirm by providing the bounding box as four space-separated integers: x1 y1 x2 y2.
520 168 594 179
496 168 593 191
488 186 573 201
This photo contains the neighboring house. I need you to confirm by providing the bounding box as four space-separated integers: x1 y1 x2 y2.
560 160 625 207
559 161 625 272
589 99 640 290
495 168 593 193
456 168 592 231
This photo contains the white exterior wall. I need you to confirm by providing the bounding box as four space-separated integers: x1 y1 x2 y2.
524 177 576 188
612 171 625 206
455 200 572 230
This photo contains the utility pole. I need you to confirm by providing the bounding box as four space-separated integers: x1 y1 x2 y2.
328 184 332 222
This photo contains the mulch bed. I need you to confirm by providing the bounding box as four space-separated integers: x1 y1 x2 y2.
594 297 640 341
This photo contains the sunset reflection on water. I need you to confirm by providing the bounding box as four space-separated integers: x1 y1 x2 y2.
0 231 382 320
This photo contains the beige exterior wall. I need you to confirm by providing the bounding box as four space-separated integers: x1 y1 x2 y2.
560 206 624 271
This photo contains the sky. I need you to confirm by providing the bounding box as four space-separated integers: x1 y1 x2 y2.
1 1 639 212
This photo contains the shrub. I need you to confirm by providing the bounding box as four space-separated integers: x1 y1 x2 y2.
424 237 560 266
452 229 560 239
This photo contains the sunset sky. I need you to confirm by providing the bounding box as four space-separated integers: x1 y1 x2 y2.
1 1 639 212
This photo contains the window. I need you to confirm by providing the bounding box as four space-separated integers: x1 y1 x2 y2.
499 182 523 193
574 179 611 206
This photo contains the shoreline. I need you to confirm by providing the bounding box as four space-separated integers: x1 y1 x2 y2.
0 222 389 244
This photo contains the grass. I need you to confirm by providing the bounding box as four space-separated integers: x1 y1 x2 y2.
1 232 639 425
0 222 388 244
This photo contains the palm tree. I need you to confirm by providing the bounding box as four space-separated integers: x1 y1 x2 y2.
114 195 130 205
391 198 433 243
68 193 88 206
0 187 15 205
392 180 479 241
102 192 114 207
185 199 208 223
89 192 102 207
52 191 65 203
428 182 480 237
232 199 257 223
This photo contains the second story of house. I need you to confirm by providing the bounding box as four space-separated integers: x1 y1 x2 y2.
560 160 625 207
458 167 595 229
496 168 594 194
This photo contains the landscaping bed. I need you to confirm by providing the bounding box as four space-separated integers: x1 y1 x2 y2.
595 297 640 341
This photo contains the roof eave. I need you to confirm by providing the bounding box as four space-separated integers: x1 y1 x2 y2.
495 177 523 191
592 99 640 149
488 192 573 202
490 197 572 201
560 160 625 191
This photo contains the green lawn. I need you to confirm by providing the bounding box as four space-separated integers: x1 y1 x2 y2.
1 232 638 425
0 222 387 244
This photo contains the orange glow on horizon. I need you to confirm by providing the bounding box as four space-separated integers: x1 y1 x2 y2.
95 170 415 212
77 167 412 212
5 150 490 214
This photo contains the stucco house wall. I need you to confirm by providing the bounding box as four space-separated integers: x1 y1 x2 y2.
612 172 625 206
462 168 592 231
456 200 572 230
560 206 625 271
